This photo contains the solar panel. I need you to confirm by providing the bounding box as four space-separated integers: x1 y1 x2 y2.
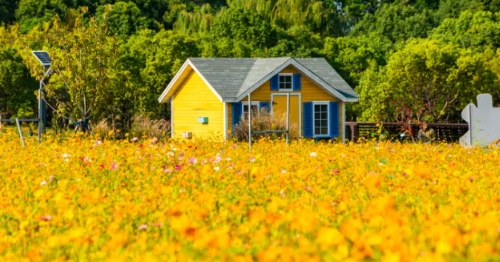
32 51 52 67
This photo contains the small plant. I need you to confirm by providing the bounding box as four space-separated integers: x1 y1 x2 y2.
129 115 171 140
232 110 298 141
91 119 111 140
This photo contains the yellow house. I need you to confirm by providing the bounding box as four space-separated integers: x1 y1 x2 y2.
158 57 358 141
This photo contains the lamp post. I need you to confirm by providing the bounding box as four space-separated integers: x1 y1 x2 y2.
31 51 53 139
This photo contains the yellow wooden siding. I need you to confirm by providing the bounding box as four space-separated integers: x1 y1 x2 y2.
239 65 343 139
227 103 232 136
173 70 224 139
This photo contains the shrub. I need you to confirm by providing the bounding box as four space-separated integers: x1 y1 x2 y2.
129 115 170 140
90 119 112 140
232 110 298 141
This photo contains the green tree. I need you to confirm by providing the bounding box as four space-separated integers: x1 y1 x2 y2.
123 29 200 118
21 12 124 122
0 48 38 118
431 10 500 52
0 0 19 25
323 33 392 87
16 0 68 33
357 39 497 122
351 1 436 43
97 1 159 39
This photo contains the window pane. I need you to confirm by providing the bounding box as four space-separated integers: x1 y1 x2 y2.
313 104 329 136
279 75 292 90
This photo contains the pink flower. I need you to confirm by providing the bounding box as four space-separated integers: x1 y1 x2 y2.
138 224 148 230
150 137 158 143
163 168 173 173
110 162 118 170
40 215 52 221
131 137 138 142
175 165 182 171
189 157 197 164
331 169 340 174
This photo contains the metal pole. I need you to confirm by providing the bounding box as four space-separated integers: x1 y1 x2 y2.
16 118 25 147
286 93 290 145
38 119 41 143
248 94 252 150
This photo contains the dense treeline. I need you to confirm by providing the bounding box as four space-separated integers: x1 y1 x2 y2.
1 0 500 128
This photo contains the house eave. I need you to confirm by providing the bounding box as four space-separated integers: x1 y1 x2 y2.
235 58 353 102
158 59 223 103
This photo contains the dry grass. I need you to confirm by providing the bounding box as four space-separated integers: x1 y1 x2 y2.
232 110 298 141
91 119 112 139
129 115 170 140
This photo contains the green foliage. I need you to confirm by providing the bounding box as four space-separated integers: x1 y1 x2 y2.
357 39 497 122
431 10 500 51
352 1 436 43
16 0 68 33
0 0 19 25
124 29 199 117
0 48 38 117
2 0 500 128
97 2 160 39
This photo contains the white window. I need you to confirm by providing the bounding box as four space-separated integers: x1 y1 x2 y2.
242 101 260 118
279 74 293 91
313 102 329 136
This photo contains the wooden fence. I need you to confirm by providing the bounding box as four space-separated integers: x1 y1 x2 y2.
345 122 469 142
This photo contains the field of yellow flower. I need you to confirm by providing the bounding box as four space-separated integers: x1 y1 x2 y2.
0 129 499 262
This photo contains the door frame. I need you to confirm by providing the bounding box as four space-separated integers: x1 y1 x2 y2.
271 93 302 137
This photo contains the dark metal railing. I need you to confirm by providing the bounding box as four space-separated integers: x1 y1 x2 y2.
345 122 469 142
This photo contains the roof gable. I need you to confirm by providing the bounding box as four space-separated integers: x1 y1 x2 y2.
158 57 358 103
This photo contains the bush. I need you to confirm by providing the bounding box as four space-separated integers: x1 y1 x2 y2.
91 119 112 140
232 110 298 141
129 115 170 140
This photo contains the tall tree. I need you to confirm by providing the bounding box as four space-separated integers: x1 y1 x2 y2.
16 0 68 33
0 48 38 118
97 1 159 39
0 0 20 25
357 39 497 122
21 11 124 121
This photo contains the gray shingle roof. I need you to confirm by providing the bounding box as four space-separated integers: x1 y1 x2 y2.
189 57 290 99
294 58 358 99
177 57 358 101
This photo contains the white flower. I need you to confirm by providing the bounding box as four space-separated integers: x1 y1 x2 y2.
167 151 174 157
213 154 222 163
40 180 47 186
214 166 220 171
310 152 317 157
281 169 287 174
